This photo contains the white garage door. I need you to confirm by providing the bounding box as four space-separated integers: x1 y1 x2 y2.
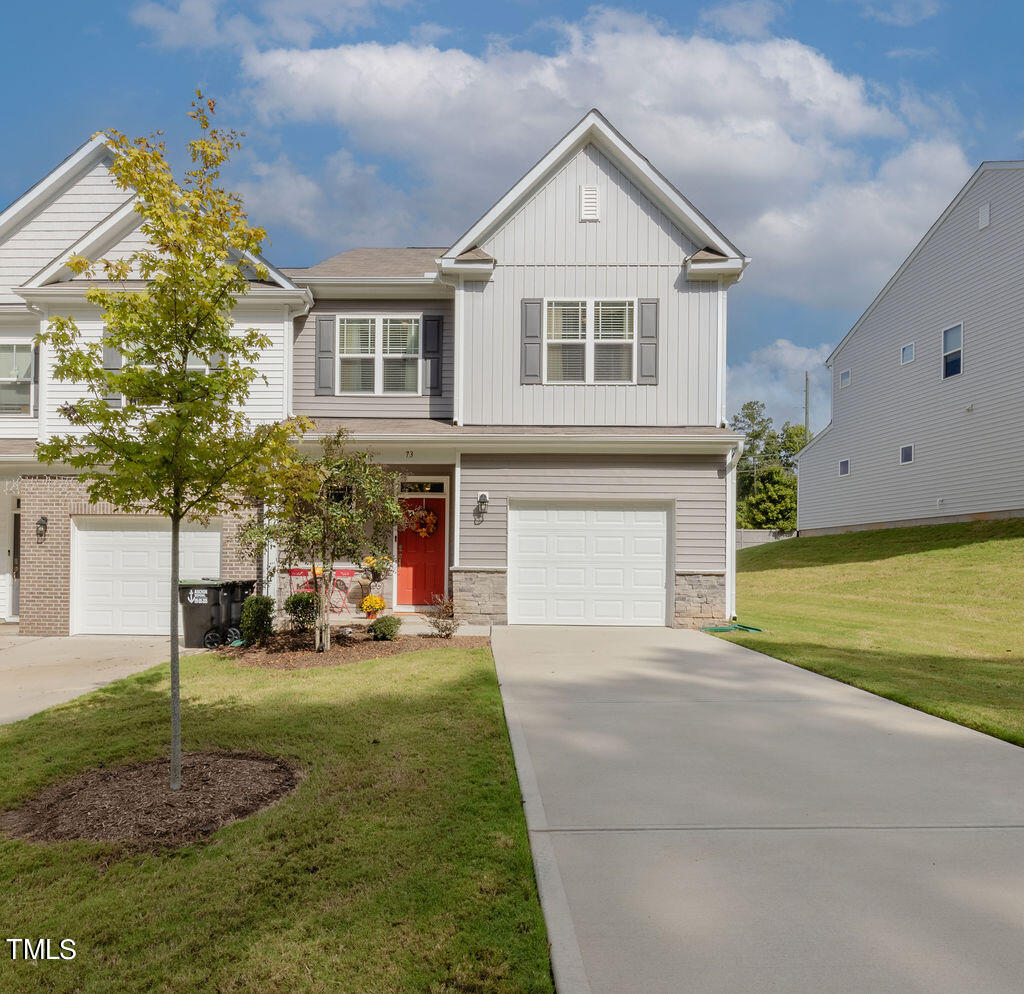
508 502 670 626
72 518 221 635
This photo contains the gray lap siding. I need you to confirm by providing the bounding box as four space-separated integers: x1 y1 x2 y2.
458 452 727 572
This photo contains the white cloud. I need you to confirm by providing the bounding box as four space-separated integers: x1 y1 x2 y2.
886 46 939 59
728 339 834 431
738 138 970 309
833 0 942 27
230 8 971 309
700 1 786 39
132 0 403 49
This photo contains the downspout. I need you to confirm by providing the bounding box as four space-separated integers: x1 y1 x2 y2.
725 439 744 620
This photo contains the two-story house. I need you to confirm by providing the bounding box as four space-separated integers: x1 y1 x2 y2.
797 161 1024 534
0 109 747 635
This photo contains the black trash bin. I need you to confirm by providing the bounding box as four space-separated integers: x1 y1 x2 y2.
178 580 228 649
222 580 257 644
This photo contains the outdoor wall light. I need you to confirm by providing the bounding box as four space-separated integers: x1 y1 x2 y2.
35 515 48 541
476 492 489 509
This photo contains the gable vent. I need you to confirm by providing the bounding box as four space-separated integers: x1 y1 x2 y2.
579 184 600 222
979 201 990 230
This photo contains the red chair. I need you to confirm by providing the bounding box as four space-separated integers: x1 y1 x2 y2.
332 569 357 615
288 568 313 593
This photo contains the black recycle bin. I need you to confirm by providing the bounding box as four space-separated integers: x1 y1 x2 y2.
178 579 257 649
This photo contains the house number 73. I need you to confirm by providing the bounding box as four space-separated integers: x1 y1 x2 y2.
405 450 414 459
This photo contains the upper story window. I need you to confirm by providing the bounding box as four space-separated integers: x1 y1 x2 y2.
338 316 421 395
838 458 851 477
900 445 914 464
839 369 851 389
900 343 915 365
545 300 635 384
0 344 34 416
942 324 962 379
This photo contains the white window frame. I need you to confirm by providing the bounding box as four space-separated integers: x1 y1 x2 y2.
0 340 35 418
839 369 851 389
336 314 422 397
899 444 914 465
542 298 638 385
941 322 963 380
900 343 915 366
838 458 851 477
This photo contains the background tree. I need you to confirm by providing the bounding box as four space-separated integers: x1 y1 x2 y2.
243 430 407 651
730 400 809 529
36 94 306 790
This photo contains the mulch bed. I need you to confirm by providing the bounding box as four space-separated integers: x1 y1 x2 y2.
0 752 300 850
219 625 491 670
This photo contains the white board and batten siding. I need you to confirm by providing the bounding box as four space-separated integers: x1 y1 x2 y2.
293 297 455 419
462 142 721 427
799 165 1024 531
458 453 728 574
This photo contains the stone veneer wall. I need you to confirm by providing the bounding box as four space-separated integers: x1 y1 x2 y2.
19 475 255 637
673 572 726 628
451 567 506 626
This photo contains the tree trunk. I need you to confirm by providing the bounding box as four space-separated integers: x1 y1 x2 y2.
169 513 182 790
315 566 331 652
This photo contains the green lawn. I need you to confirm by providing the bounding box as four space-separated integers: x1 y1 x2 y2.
0 648 553 994
720 519 1024 746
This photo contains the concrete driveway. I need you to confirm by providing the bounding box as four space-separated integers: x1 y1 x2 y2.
493 626 1024 994
0 631 174 724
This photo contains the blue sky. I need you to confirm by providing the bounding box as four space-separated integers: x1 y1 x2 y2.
3 0 1022 429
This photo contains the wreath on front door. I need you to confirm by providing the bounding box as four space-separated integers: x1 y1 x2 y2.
405 505 439 539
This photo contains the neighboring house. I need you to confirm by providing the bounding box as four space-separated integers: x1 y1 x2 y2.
0 109 748 635
798 161 1024 535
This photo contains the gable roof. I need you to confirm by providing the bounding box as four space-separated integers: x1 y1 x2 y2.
440 108 747 272
826 160 1024 365
283 247 446 281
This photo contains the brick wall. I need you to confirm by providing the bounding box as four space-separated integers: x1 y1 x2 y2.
19 475 256 637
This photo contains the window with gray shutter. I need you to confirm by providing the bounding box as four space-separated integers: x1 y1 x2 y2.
636 299 658 385
422 314 443 396
521 298 543 384
315 315 336 395
102 336 122 408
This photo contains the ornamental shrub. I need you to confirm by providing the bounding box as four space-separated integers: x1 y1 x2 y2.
426 594 462 639
284 591 318 631
367 614 402 641
240 594 275 646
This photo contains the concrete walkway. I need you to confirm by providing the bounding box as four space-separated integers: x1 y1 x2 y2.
0 632 174 724
492 626 1024 994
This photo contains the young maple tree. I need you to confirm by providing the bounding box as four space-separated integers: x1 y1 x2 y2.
244 430 406 651
36 94 307 790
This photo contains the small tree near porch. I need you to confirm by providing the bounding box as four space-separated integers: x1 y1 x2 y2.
243 430 406 651
36 95 306 790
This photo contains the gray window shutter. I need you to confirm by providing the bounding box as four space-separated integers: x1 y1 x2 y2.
422 315 443 396
102 336 122 408
637 299 658 385
521 298 543 384
315 315 336 395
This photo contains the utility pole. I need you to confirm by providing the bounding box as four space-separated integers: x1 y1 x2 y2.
804 370 811 441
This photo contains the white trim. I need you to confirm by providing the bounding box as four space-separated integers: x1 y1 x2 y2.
442 109 744 265
454 276 465 425
0 135 111 244
716 277 726 425
453 453 462 568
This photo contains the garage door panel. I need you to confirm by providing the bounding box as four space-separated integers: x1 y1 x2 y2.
509 503 669 627
73 518 221 635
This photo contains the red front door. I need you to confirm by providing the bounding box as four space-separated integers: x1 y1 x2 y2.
397 497 446 606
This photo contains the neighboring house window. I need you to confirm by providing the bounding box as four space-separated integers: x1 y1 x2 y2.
838 459 851 477
900 445 914 464
544 299 636 384
942 324 963 378
901 343 915 365
337 316 421 395
0 344 34 415
839 369 851 389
